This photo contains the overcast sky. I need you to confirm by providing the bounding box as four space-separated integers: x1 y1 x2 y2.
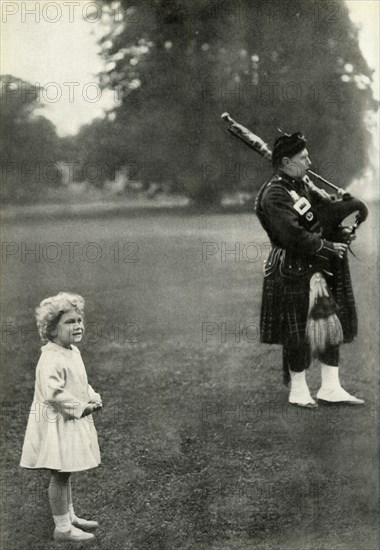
1 1 116 135
1 0 379 136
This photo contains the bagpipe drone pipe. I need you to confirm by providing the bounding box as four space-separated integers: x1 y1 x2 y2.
220 112 369 242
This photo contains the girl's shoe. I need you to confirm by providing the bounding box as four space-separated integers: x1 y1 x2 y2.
53 525 95 542
72 517 99 530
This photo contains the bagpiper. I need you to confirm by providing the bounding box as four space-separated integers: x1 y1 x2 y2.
255 132 364 408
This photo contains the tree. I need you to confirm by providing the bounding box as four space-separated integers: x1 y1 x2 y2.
95 0 374 203
0 75 61 203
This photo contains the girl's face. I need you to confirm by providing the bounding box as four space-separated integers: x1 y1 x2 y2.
52 308 84 348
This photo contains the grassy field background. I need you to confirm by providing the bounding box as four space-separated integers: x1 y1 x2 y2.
0 206 378 550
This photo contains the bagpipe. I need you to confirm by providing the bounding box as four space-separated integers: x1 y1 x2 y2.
220 112 369 242
221 113 369 358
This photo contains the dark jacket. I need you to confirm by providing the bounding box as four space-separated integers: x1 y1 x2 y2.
256 171 357 347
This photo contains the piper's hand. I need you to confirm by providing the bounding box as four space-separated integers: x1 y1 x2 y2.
332 242 348 259
336 188 352 200
340 226 356 244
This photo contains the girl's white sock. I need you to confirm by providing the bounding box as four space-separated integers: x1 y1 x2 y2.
68 503 77 522
53 512 71 532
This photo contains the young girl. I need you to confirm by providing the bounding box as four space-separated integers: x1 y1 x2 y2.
20 292 102 543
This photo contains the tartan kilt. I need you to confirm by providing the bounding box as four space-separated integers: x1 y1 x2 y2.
260 253 357 348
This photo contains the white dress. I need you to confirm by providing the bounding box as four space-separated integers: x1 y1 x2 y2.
20 342 101 472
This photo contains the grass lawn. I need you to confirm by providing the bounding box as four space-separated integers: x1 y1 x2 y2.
0 207 378 550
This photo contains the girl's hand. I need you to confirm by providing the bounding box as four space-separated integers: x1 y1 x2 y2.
81 404 94 417
82 400 102 417
88 399 102 414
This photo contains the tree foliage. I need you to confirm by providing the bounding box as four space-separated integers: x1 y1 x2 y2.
5 2 372 205
87 0 374 203
0 75 61 202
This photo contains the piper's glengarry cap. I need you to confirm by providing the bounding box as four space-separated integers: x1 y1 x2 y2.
272 132 307 168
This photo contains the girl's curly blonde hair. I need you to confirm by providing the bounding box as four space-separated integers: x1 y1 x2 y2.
35 292 85 343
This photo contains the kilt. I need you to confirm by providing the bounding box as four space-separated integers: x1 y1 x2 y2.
260 251 357 348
